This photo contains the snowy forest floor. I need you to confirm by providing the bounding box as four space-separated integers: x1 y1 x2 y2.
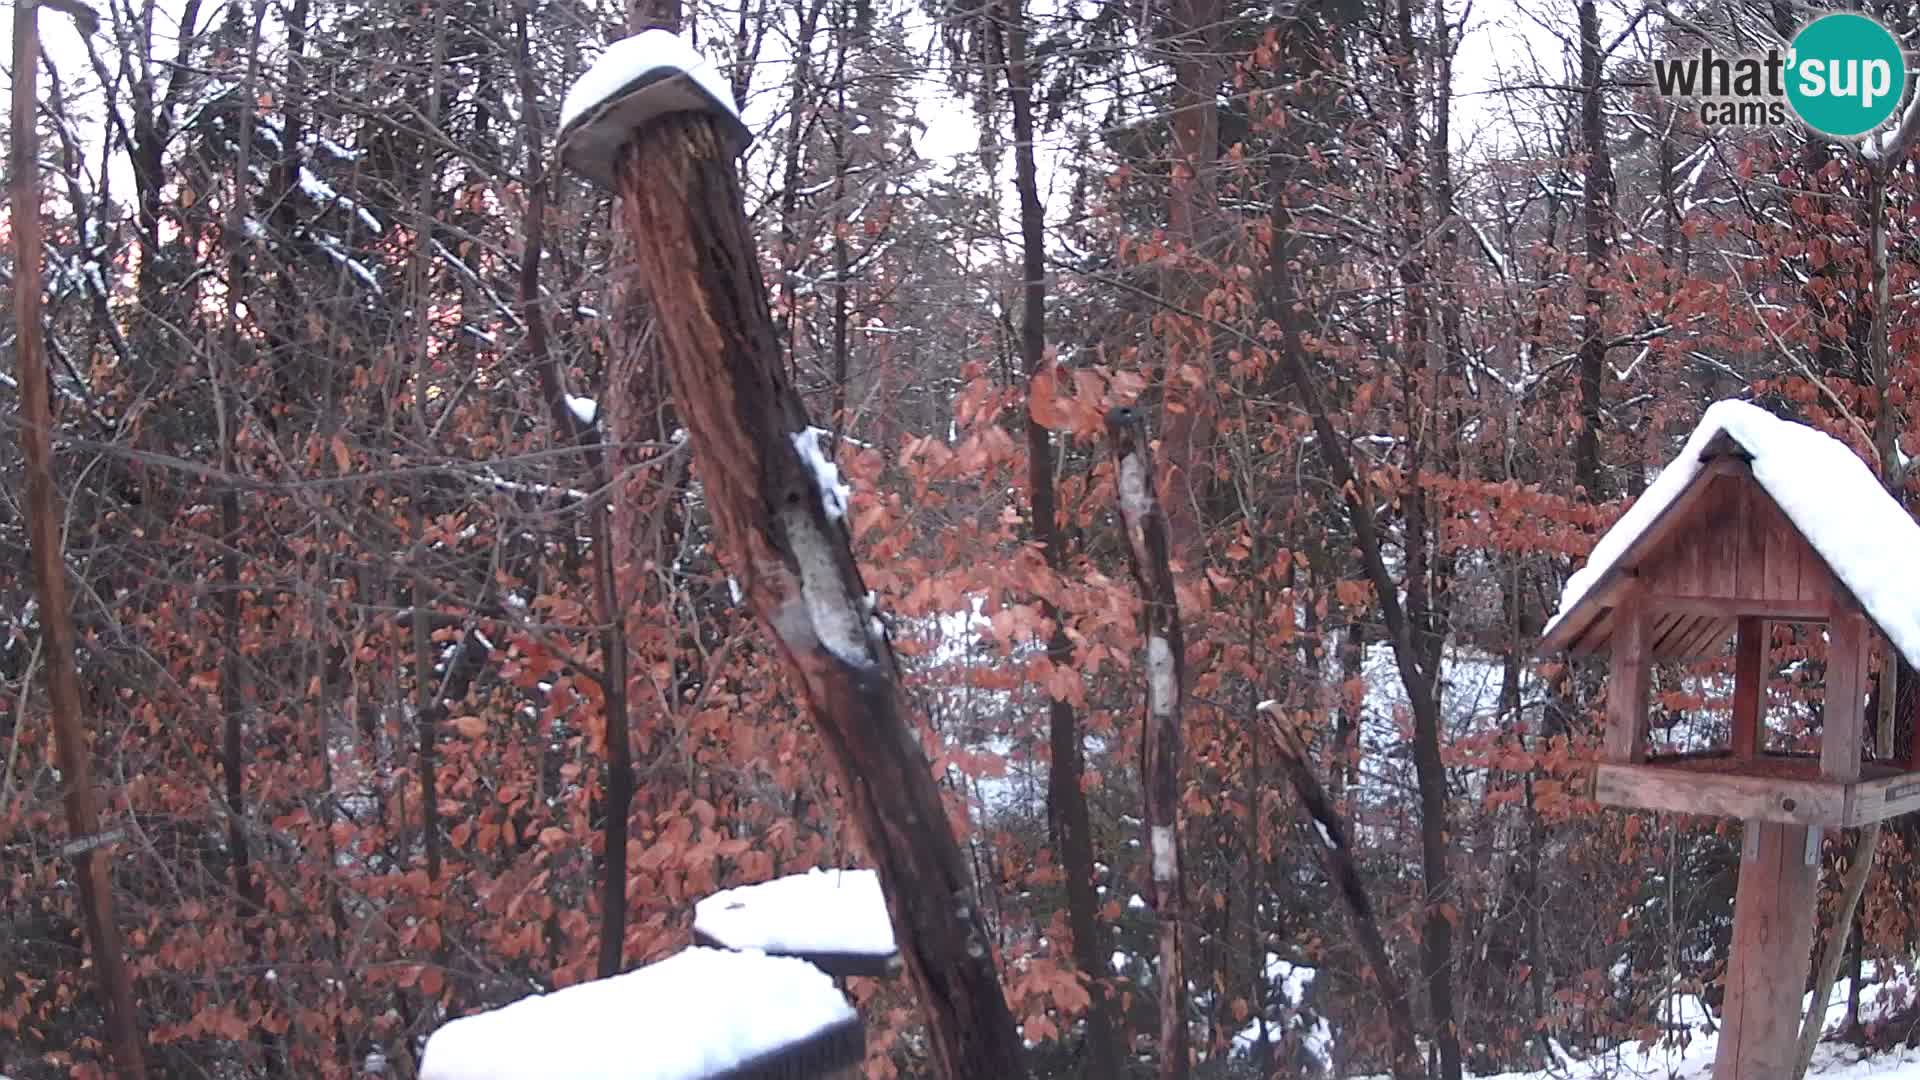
1348 968 1920 1078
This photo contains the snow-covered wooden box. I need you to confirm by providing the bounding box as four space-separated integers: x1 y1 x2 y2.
692 869 900 979
418 947 863 1080
1539 400 1920 828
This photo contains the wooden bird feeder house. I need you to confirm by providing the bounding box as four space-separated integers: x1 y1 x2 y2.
1539 400 1920 1077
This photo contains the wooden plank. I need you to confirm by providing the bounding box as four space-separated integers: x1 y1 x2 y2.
1645 595 1831 620
1733 479 1760 601
1824 607 1868 782
1606 581 1653 764
1846 770 1920 826
1683 617 1735 660
1714 820 1821 1078
1757 490 1804 603
1650 612 1698 655
1732 617 1764 760
1593 763 1847 825
1720 478 1751 595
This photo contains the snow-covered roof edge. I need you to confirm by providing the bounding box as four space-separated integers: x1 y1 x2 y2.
1543 399 1920 669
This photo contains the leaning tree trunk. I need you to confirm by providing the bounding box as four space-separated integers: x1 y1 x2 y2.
1257 703 1422 1078
1106 409 1192 1080
607 113 1027 1079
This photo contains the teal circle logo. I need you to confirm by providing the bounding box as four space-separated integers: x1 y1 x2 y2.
1786 14 1907 138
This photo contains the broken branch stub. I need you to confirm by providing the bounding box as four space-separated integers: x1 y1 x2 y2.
591 107 1026 1078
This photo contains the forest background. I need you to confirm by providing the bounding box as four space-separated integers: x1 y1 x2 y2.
4 0 1920 1076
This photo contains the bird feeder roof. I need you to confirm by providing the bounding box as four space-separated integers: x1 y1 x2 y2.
1540 400 1920 668
558 30 751 188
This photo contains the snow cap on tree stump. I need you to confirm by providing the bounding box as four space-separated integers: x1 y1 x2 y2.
557 29 750 189
418 947 862 1080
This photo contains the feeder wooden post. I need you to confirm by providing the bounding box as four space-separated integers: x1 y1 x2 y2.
586 109 1026 1077
1604 578 1651 764
1731 617 1763 760
1715 821 1820 1078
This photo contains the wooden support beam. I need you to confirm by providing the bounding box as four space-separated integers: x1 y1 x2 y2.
1732 617 1764 760
1648 596 1832 621
1606 581 1652 763
1714 820 1819 1078
1592 763 1845 826
1825 608 1868 783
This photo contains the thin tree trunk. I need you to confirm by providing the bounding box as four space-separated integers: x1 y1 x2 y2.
1794 823 1880 1079
999 2 1124 1072
1105 410 1191 1080
606 111 1027 1079
1574 0 1615 502
408 2 450 886
1266 127 1460 1080
1154 0 1222 563
10 1 149 1071
1794 133 1918 1074
513 0 636 980
217 4 277 1068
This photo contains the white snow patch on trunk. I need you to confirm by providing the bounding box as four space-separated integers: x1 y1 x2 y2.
1117 451 1153 523
791 426 852 521
1312 819 1337 848
1147 635 1177 718
1151 825 1176 883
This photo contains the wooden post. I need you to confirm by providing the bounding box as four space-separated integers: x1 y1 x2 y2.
1825 609 1868 783
603 112 1026 1078
1714 821 1820 1078
1731 617 1764 760
1606 580 1652 763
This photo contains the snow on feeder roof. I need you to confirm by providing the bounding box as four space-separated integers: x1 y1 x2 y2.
1540 399 1920 669
418 947 860 1080
558 30 750 189
693 868 900 978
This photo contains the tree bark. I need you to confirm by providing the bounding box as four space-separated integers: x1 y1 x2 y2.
1154 0 1222 564
1106 409 1191 1080
11 1 149 1072
608 112 1027 1079
1001 2 1125 1074
1574 0 1615 502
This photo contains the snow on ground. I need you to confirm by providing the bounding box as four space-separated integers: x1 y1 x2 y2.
1348 966 1920 1079
419 947 854 1080
1546 399 1920 669
692 867 895 959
